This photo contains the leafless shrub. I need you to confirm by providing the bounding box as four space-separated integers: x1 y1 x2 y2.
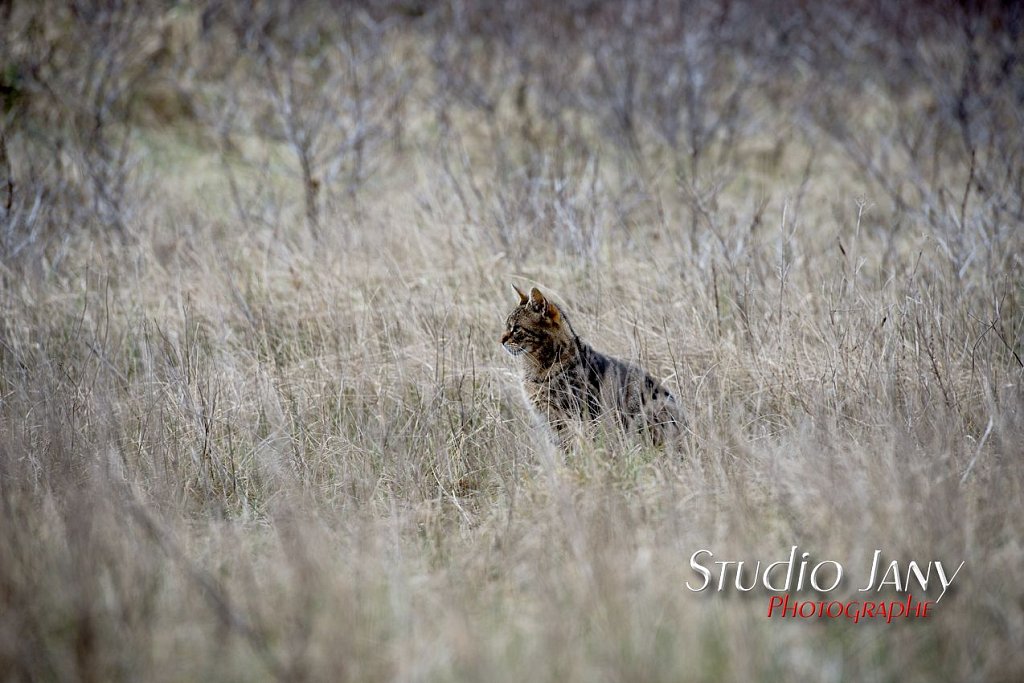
800 2 1023 272
201 2 411 240
0 1 166 260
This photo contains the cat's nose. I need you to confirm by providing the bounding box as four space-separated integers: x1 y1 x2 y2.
500 331 510 344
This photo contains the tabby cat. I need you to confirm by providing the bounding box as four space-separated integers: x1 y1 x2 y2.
501 284 685 447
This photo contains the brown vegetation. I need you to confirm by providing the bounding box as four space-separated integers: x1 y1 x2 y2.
1 1 1022 680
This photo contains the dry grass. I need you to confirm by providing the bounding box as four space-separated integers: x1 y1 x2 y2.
1 1 1023 681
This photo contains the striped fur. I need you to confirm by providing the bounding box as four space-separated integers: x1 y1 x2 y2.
501 285 685 448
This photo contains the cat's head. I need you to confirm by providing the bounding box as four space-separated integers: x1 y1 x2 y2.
501 284 569 361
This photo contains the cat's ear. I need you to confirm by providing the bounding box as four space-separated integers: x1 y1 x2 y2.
511 283 529 305
529 287 547 311
530 287 560 321
545 301 561 323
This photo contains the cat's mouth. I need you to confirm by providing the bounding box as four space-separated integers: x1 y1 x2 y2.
503 343 527 357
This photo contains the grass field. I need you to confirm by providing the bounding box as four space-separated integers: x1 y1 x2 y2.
1 2 1022 681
